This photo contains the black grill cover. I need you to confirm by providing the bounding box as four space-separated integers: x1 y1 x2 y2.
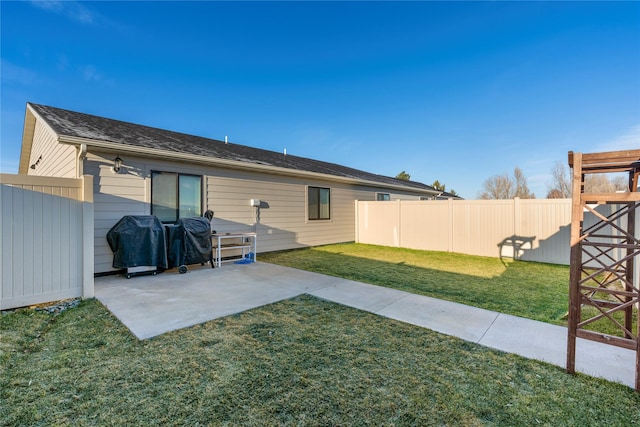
167 217 212 268
106 215 168 269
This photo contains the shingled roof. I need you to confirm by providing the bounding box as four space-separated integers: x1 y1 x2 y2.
27 103 437 193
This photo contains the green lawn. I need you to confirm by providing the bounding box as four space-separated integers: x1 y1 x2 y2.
260 243 570 324
2 298 639 426
3 242 639 425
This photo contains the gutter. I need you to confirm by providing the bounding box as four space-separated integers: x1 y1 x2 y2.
58 135 440 196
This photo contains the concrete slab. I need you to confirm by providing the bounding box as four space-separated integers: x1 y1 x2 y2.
95 262 335 339
309 279 500 344
479 313 568 365
314 280 636 388
94 262 636 389
573 339 636 389
478 313 636 388
375 294 500 343
309 280 411 312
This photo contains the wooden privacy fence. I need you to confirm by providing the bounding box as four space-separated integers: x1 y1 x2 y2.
355 198 573 265
0 174 94 310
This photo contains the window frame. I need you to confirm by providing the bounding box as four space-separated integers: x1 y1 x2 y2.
376 192 391 201
307 186 331 221
151 170 203 223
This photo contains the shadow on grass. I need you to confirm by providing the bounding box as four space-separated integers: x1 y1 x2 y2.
261 245 570 326
263 244 640 337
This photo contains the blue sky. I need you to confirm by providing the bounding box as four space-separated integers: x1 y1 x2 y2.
2 1 639 198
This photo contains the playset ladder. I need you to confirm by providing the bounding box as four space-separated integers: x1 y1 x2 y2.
566 149 640 391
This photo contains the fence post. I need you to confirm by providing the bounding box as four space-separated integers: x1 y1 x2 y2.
513 197 520 234
354 200 359 243
448 198 454 253
82 175 94 299
514 197 521 259
396 199 401 247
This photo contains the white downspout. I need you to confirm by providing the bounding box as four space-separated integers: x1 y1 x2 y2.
77 143 87 178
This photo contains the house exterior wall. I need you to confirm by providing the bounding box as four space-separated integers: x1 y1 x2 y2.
19 114 433 274
86 152 148 273
26 120 77 178
87 151 427 274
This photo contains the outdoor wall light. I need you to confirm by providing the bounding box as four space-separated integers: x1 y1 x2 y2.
30 155 42 170
113 156 123 173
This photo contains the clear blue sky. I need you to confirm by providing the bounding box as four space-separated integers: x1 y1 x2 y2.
2 1 639 199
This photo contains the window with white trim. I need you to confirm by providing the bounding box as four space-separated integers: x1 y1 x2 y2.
376 193 391 201
308 186 330 220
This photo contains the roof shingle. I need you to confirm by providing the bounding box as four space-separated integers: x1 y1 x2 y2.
29 103 437 192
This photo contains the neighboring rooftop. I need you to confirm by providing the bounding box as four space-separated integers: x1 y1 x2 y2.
28 103 438 193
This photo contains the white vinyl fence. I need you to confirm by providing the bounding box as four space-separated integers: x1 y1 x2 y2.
356 198 640 266
1 174 94 310
356 198 573 265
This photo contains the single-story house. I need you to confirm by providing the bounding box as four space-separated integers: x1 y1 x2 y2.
19 102 443 274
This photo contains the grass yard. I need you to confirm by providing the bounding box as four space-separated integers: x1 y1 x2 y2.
260 243 570 324
2 297 639 426
260 243 638 336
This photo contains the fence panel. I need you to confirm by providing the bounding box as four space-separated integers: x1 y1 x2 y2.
399 200 452 252
451 200 515 259
356 198 573 265
356 200 400 247
0 174 93 310
518 199 572 264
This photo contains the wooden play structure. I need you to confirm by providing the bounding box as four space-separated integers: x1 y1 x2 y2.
567 149 640 391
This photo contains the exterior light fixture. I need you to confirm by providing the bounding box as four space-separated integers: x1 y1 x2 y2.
30 155 43 170
113 156 122 173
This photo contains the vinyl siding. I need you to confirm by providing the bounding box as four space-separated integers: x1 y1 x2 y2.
86 152 148 273
88 152 427 273
27 120 76 178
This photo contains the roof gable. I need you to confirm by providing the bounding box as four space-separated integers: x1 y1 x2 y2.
28 103 437 193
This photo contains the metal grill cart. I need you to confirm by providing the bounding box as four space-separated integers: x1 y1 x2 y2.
211 232 257 267
106 215 168 279
166 217 214 274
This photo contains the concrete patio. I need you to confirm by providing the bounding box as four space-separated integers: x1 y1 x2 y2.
95 261 636 389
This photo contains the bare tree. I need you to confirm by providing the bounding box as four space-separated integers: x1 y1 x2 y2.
547 188 565 199
547 160 629 198
514 167 535 199
584 174 629 193
479 167 534 199
546 161 572 198
479 173 514 199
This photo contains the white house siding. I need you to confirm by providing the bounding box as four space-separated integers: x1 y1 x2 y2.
87 152 426 274
27 120 76 178
86 152 149 273
206 169 383 254
207 168 419 254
